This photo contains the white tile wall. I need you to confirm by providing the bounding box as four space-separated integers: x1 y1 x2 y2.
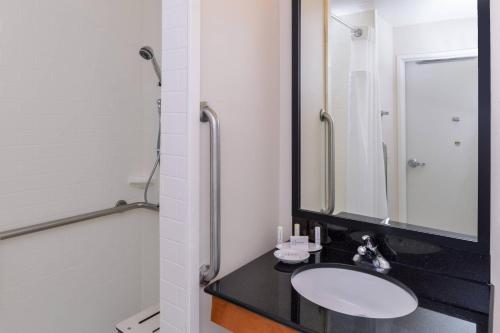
0 0 161 331
0 0 161 231
161 0 192 331
0 0 141 227
140 0 163 310
0 210 158 333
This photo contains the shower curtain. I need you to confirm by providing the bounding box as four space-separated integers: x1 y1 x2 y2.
345 27 388 219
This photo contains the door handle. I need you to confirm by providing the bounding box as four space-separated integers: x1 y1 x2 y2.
407 158 426 168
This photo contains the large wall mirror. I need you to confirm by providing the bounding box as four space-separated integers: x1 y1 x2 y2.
293 0 490 250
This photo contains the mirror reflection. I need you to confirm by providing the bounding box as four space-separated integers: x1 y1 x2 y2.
300 0 478 239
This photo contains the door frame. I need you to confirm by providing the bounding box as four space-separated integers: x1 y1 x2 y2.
396 49 479 221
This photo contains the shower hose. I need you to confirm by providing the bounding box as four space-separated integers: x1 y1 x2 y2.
144 99 161 205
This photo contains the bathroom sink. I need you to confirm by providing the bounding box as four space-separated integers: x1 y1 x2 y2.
291 264 418 319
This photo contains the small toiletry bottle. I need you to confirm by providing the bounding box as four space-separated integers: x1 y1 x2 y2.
277 226 283 245
315 226 321 246
294 224 300 236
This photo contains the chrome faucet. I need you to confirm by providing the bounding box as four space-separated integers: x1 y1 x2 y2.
353 235 391 273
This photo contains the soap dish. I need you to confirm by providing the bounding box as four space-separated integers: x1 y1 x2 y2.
276 242 322 253
273 249 310 264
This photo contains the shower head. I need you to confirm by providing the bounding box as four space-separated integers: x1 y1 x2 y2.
139 46 155 60
139 46 162 85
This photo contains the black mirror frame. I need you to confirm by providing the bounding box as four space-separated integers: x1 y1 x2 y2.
291 0 491 255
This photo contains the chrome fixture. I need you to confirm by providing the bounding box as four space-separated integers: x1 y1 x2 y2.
320 109 335 215
139 46 162 85
0 201 159 241
407 158 426 168
200 102 221 285
330 14 363 38
381 110 390 117
383 142 388 198
139 47 162 205
353 235 391 273
144 99 162 204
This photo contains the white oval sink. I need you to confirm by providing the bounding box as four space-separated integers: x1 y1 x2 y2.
291 264 418 319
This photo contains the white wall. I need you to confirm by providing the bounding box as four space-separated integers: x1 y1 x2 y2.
300 0 326 213
0 0 160 332
393 18 477 56
491 1 500 332
161 0 290 332
199 1 281 332
199 0 281 276
161 1 288 332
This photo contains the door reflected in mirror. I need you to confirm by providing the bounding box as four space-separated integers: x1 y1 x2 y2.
300 0 479 240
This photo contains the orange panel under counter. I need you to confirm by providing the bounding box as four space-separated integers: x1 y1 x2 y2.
211 297 298 333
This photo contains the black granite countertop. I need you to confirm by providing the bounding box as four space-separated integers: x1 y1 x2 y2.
205 248 491 333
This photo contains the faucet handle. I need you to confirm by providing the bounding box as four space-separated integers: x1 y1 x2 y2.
361 235 377 250
357 245 376 260
355 235 391 272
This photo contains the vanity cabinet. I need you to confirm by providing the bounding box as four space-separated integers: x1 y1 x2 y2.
205 251 491 333
211 297 297 333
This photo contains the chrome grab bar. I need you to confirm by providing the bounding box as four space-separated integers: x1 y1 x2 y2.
320 109 335 215
0 201 159 241
200 102 221 285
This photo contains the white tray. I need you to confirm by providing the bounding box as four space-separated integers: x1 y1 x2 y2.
276 241 322 253
273 249 310 264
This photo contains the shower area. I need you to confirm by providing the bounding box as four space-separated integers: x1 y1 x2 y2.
0 0 162 332
327 9 388 219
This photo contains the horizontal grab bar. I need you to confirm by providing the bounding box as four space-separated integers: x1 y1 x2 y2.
0 201 159 241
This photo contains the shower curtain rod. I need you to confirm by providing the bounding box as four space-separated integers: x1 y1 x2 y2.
330 14 363 37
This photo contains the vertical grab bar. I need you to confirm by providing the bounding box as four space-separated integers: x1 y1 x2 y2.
320 109 335 215
200 102 221 285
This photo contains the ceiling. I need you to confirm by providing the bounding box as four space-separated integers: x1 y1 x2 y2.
330 0 477 26
330 0 374 16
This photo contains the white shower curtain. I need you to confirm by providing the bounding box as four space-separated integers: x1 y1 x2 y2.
345 27 388 219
